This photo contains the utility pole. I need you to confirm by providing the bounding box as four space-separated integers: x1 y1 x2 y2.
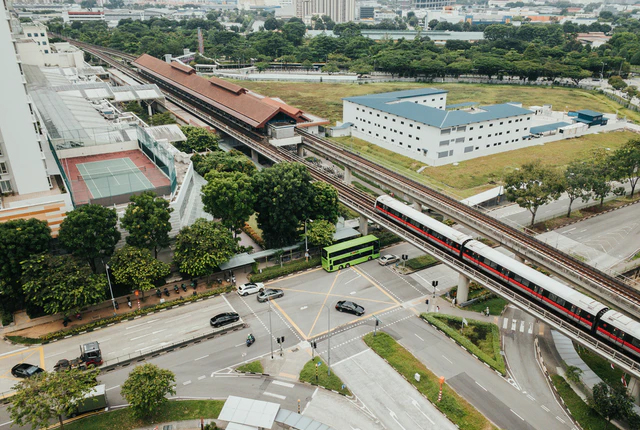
269 299 274 359
327 305 331 376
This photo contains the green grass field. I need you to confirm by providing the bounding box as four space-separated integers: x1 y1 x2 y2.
466 297 508 316
575 345 629 388
236 360 264 373
551 375 608 430
299 358 351 395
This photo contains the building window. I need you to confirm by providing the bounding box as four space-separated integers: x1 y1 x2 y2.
0 162 7 174
469 137 473 141
401 121 404 125
475 147 479 150
479 125 484 129
524 127 528 130
439 140 450 147
377 114 380 117
383 126 386 129
516 129 519 132
376 133 379 137
441 128 451 135
0 146 3 156
507 130 510 134
457 126 466 132
47 176 53 188
416 137 420 141
464 146 474 153
469 126 474 130
409 124 413 127
391 139 395 142
438 151 450 158
356 108 360 111
384 116 387 119
508 120 512 124
527 117 531 120
488 134 492 137
440 97 444 100
417 126 421 130
415 101 418 104
432 98 435 101
44 49 49 53
489 123 493 127
40 33 45 37
399 132 403 135
0 180 11 193
408 145 412 149
392 119 396 122
456 137 464 143
500 122 503 125
409 135 412 138
27 33 32 37
42 41 47 45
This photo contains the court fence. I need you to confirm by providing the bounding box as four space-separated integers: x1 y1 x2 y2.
137 126 178 194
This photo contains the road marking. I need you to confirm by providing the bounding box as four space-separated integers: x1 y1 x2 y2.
511 319 517 331
235 343 246 347
183 380 192 386
388 409 408 430
221 294 237 313
350 291 357 295
264 391 286 400
307 271 341 338
0 347 28 358
511 409 525 421
503 318 508 329
125 319 159 330
527 394 536 401
415 334 424 341
106 385 120 391
556 416 566 424
528 322 533 334
272 380 295 388
352 266 401 305
541 405 551 412
130 334 149 341
300 306 308 310
344 273 361 285
441 355 453 364
332 348 371 367
194 355 209 361
411 399 435 424
198 375 206 381
519 321 525 333
475 381 488 391
46 350 69 358
152 329 166 335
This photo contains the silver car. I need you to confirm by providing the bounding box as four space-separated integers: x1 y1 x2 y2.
379 254 399 265
257 288 284 303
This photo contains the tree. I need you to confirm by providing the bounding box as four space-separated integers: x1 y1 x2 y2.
9 367 100 430
21 254 107 317
322 62 339 74
586 150 620 206
305 219 335 248
149 112 176 126
264 17 278 30
108 246 170 294
504 161 564 226
253 162 314 247
121 192 173 258
255 61 269 72
608 75 627 90
610 138 640 197
124 101 148 122
309 182 339 224
0 219 51 312
190 149 257 177
282 20 306 45
178 125 220 153
302 59 313 73
563 161 592 217
173 219 237 278
58 204 121 273
590 382 634 429
202 171 255 235
565 365 583 384
121 364 176 419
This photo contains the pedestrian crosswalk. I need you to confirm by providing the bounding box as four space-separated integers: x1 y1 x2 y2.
502 317 534 335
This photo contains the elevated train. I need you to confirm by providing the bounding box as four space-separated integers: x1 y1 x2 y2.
374 195 640 363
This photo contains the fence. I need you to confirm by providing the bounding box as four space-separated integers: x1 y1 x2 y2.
136 126 177 194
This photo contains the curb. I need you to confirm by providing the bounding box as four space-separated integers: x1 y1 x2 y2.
541 198 640 232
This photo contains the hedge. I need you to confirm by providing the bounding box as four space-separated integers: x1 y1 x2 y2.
421 313 506 375
249 256 322 283
405 254 439 271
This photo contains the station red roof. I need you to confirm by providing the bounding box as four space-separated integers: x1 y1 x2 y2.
133 54 303 128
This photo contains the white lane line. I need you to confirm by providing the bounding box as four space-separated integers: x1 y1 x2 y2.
475 381 488 391
264 391 286 400
222 294 237 313
527 394 536 401
556 416 566 424
541 405 551 412
272 380 295 388
106 385 120 391
0 347 28 358
46 351 69 358
344 274 361 285
528 322 533 334
130 334 148 341
511 319 517 331
301 387 318 415
411 399 435 424
502 318 508 329
511 409 525 421
235 343 246 347
125 319 159 330
194 355 209 361
0 420 14 427
441 355 453 364
183 380 192 386
415 334 424 341
198 375 206 381
152 329 166 335
388 409 408 430
519 321 525 333
332 348 371 367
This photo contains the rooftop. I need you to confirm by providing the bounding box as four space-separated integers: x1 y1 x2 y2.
576 109 603 117
345 90 532 128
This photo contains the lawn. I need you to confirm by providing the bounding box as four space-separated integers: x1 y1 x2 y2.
405 254 439 271
60 400 224 430
364 332 498 430
299 358 351 396
466 296 508 316
551 375 609 430
575 345 629 388
236 360 264 373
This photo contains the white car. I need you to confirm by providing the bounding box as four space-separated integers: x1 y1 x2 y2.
237 282 265 296
379 254 399 266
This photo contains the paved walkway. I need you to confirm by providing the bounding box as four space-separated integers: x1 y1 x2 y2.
551 330 603 400
133 419 218 430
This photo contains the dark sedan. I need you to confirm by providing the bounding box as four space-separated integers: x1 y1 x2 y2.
335 301 365 316
11 363 44 378
257 288 284 303
210 312 240 328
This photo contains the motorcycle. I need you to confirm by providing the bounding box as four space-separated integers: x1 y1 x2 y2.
174 285 180 294
181 283 187 292
246 334 255 347
156 289 162 298
191 279 198 290
114 301 119 310
163 287 170 297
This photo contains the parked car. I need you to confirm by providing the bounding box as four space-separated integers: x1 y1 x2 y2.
11 363 44 378
335 301 365 316
257 288 284 303
379 254 399 266
210 312 240 328
237 282 265 296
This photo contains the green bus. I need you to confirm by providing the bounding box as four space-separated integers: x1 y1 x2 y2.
321 235 380 272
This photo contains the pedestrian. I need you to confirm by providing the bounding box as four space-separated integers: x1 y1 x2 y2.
436 305 440 313
485 306 490 316
425 298 429 306
451 298 456 307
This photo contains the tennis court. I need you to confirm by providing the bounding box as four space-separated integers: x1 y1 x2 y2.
77 158 154 199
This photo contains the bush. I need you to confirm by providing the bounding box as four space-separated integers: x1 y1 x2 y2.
249 256 322 283
1 310 13 327
405 254 439 271
421 313 506 375
299 358 351 396
236 360 264 373
242 222 265 248
376 229 403 247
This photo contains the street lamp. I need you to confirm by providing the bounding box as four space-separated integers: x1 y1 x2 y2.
103 260 117 315
601 62 607 79
268 297 274 359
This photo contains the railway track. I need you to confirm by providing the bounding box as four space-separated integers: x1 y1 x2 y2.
72 41 640 310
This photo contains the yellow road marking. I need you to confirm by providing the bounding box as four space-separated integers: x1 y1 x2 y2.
270 300 308 341
265 267 324 286
307 271 341 338
539 324 545 336
311 304 399 338
278 372 299 380
0 347 45 379
351 266 400 305
276 288 395 305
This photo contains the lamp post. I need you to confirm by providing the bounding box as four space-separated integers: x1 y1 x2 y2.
268 297 274 359
601 62 607 79
305 219 308 262
103 260 117 315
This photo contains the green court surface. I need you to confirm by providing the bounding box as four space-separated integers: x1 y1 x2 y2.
77 158 153 199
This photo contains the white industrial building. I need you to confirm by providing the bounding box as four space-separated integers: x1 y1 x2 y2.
343 88 535 166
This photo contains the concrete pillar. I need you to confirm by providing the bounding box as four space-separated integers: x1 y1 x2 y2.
359 215 369 236
412 197 421 212
251 149 259 164
514 255 525 264
344 166 352 185
629 377 640 404
457 273 470 304
297 144 304 157
147 102 153 117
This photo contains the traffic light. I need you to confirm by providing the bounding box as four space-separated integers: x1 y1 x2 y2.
280 336 285 343
432 280 439 287
312 341 317 349
375 319 379 326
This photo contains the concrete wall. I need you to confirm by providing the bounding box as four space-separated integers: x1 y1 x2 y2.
56 140 139 159
0 194 73 237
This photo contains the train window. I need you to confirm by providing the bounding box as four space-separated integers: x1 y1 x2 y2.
557 298 566 307
522 279 530 287
631 337 640 349
548 293 557 302
513 275 522 283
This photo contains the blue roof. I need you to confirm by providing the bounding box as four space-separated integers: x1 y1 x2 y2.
529 122 571 134
576 109 602 117
446 102 478 109
345 90 532 128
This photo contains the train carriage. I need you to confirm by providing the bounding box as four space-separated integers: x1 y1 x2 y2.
597 311 640 361
462 241 608 330
374 195 472 256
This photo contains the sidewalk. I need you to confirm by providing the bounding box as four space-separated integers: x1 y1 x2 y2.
551 330 603 400
259 340 313 382
134 419 219 430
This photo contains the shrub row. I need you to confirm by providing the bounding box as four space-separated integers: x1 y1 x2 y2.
421 313 506 375
241 222 265 249
376 229 403 247
8 286 233 344
405 254 439 271
249 256 322 283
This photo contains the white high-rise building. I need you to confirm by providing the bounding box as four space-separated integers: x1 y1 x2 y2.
297 0 355 23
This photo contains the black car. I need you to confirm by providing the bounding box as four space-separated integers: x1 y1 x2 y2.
11 363 44 378
335 301 365 316
210 312 240 328
257 288 284 303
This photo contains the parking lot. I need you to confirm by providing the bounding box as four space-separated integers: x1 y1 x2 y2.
241 243 437 341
